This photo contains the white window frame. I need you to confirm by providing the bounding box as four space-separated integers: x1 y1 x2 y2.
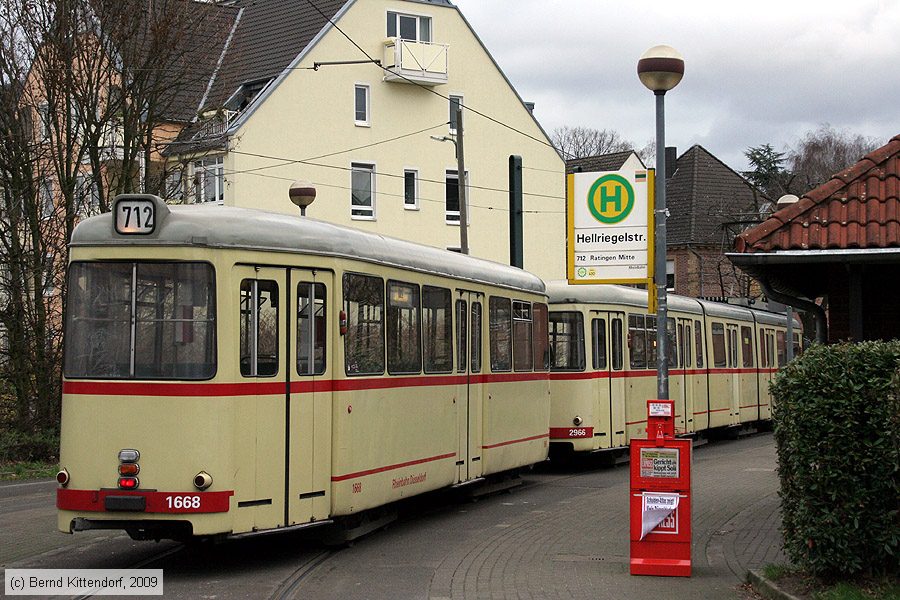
403 168 418 210
445 169 469 225
354 83 370 127
37 102 51 140
386 10 432 42
351 162 376 220
449 94 463 135
193 155 225 204
40 179 54 219
666 259 676 292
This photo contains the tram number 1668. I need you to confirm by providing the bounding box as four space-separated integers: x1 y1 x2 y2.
165 495 201 510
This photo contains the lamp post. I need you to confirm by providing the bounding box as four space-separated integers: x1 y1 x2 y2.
430 106 468 254
289 179 316 216
637 45 684 401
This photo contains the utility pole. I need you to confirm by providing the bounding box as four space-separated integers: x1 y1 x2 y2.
456 105 469 255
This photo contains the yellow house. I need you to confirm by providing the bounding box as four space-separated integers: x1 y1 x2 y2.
165 0 566 280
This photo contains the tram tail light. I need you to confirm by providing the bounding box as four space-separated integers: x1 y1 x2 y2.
118 477 139 489
193 471 213 490
118 463 140 476
56 469 70 486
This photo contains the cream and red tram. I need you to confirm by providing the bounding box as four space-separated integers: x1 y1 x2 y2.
545 281 797 457
58 194 550 541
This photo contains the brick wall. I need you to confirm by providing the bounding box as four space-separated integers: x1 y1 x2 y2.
669 245 759 299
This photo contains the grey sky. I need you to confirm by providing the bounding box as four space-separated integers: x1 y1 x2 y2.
452 0 900 171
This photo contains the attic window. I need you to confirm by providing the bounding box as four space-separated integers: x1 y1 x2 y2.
224 78 273 113
387 11 431 42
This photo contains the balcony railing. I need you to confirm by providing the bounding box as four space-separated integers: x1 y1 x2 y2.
383 38 448 86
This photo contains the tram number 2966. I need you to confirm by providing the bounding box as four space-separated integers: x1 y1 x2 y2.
165 495 201 510
568 428 589 438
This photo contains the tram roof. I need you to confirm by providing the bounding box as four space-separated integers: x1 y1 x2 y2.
70 197 545 295
545 281 790 325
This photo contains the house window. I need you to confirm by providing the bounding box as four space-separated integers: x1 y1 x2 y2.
37 103 51 140
449 95 462 134
164 168 184 202
666 259 676 291
75 173 100 215
387 11 431 42
354 84 369 126
351 162 375 219
445 169 468 224
403 169 418 209
40 179 54 219
193 156 224 203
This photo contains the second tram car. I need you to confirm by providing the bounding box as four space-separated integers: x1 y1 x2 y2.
545 282 800 457
57 195 551 541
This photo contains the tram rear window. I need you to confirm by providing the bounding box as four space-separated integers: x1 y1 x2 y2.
65 262 216 380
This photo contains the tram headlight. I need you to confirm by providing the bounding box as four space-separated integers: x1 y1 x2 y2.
193 471 213 491
573 416 584 426
56 469 70 486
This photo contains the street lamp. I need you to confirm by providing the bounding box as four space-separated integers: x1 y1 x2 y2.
289 178 316 216
430 105 468 254
637 44 684 401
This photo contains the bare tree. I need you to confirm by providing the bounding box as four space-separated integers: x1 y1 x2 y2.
551 125 636 159
787 124 879 193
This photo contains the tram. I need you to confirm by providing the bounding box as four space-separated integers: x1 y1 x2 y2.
546 282 799 457
57 194 551 541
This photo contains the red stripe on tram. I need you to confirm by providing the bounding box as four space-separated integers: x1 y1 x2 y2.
331 452 457 482
482 433 549 449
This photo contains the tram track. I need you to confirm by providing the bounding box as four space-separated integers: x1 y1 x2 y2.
69 543 184 600
269 549 336 600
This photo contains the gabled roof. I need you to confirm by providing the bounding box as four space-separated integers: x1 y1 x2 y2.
734 135 900 253
565 151 641 174
667 145 767 246
203 0 348 113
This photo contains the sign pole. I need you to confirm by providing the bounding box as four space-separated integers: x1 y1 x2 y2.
654 91 668 401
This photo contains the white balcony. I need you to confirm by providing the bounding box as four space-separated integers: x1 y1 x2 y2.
382 38 448 86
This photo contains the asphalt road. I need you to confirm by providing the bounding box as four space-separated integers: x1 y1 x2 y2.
1 433 783 599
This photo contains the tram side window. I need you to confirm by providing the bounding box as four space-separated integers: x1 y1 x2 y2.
456 300 467 373
240 279 278 377
423 286 452 373
793 332 802 357
387 281 421 374
694 319 704 368
776 331 786 367
489 297 512 371
533 302 549 371
729 327 738 368
628 314 646 369
741 325 753 368
512 301 533 372
666 318 677 368
766 331 775 369
297 282 326 375
684 323 693 368
592 318 607 370
549 312 584 371
711 322 727 368
471 301 482 373
344 273 385 375
65 262 216 380
611 317 624 371
759 329 768 367
646 315 658 368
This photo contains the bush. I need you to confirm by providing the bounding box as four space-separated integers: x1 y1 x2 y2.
0 429 59 463
771 341 900 578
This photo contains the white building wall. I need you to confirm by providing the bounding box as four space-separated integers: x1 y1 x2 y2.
223 0 566 280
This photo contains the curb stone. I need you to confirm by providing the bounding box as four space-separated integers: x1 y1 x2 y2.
747 569 804 600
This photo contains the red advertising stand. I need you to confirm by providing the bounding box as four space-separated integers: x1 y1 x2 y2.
629 400 692 577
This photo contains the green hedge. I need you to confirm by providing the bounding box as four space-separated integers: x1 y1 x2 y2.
771 341 900 577
0 429 59 463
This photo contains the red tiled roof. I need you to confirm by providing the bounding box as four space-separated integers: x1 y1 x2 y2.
734 134 900 253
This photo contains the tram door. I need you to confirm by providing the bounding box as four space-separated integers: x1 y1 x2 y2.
234 266 288 532
455 292 484 482
602 312 627 449
288 269 333 525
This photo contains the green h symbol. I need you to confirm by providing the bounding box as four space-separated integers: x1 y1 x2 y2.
600 184 622 213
